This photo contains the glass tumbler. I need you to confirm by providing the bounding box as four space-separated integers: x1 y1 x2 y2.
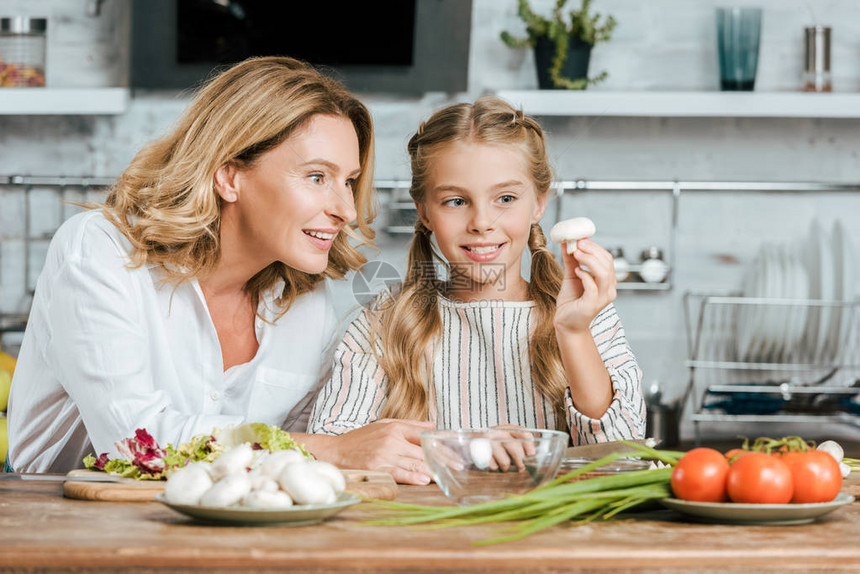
716 7 762 91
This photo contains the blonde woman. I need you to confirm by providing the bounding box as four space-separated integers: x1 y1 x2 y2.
310 97 645 484
6 56 430 474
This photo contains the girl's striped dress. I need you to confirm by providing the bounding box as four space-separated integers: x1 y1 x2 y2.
309 297 645 445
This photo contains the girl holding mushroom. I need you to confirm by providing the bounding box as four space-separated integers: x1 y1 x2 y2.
309 97 645 484
6 56 430 475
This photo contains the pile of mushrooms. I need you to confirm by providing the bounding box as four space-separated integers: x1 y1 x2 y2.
163 443 345 508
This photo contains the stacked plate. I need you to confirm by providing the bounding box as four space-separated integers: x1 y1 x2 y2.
736 218 854 364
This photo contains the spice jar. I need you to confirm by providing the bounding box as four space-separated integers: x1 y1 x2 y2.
609 247 631 282
0 17 47 87
803 25 832 93
639 247 669 283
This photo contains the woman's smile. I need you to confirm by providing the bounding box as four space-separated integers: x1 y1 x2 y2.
303 228 339 250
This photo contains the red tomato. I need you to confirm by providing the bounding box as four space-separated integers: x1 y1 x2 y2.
724 448 749 463
780 451 842 503
671 448 729 502
726 453 793 504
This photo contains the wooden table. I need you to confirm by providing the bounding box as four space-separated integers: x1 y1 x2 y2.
2 476 860 573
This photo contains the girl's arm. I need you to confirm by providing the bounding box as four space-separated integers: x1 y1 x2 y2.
303 308 434 485
554 239 645 441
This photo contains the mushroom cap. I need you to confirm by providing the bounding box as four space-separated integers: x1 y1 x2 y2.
549 217 596 244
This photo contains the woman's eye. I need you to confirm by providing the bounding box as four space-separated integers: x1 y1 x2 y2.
443 198 466 207
310 173 325 185
498 194 516 204
345 178 356 189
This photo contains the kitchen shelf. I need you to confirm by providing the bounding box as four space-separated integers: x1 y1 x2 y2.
495 90 860 118
0 88 129 115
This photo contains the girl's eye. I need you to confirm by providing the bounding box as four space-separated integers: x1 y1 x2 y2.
345 178 357 189
498 194 517 204
310 173 325 185
443 198 466 207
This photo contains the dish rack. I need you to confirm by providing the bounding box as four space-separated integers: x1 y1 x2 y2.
682 291 860 443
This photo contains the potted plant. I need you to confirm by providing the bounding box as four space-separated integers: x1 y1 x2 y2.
501 0 617 90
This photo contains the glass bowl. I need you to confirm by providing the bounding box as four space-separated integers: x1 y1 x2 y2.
420 428 568 505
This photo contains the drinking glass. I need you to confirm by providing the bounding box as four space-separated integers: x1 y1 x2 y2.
716 7 762 91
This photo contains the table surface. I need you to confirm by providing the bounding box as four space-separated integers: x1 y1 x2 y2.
2 475 860 573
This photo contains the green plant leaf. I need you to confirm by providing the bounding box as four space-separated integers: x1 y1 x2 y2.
501 0 617 89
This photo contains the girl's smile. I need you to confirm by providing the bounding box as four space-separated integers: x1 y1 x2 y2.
461 242 506 262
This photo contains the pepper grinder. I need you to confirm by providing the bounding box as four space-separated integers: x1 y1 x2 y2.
639 247 669 283
609 247 631 282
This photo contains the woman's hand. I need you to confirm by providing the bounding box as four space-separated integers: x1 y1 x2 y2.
555 239 617 335
301 419 435 485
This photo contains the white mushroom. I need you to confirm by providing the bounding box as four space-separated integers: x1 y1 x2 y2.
242 489 294 509
309 461 346 494
257 449 306 479
199 472 252 507
469 438 493 470
247 468 280 493
210 443 255 480
163 463 214 506
549 217 596 254
278 462 337 505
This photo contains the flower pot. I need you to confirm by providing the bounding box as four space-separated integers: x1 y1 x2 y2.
533 36 592 89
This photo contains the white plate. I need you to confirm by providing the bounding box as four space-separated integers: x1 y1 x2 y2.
815 222 837 362
155 492 361 526
736 249 761 361
801 220 824 362
771 246 794 362
763 244 787 362
830 219 855 360
659 492 854 525
784 247 810 360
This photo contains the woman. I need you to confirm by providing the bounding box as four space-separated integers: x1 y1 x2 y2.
6 56 430 475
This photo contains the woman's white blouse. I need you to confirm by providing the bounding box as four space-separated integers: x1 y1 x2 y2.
8 211 338 473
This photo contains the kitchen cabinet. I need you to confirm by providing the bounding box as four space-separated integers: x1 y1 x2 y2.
0 88 129 115
496 90 860 118
2 477 860 572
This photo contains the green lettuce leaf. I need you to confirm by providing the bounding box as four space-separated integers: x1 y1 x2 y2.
82 423 311 480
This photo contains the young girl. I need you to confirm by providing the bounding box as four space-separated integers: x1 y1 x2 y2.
309 97 645 484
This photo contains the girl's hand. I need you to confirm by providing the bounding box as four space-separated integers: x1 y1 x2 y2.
555 239 617 334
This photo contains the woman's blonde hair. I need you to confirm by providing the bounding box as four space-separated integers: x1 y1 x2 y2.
103 56 376 314
373 96 567 428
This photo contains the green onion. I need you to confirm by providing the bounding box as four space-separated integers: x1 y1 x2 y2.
364 441 681 545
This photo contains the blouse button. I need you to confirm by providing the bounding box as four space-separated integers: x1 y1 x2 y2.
210 390 221 401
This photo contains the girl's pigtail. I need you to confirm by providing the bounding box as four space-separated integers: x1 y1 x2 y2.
375 219 442 420
526 223 568 429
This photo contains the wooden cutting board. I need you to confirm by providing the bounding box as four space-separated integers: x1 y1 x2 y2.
63 468 398 502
